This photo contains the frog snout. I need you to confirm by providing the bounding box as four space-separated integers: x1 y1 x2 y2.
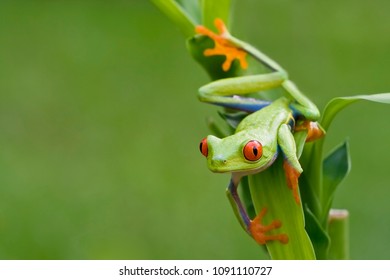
212 155 227 164
209 155 228 172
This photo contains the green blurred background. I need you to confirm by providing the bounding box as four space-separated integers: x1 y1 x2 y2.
0 0 389 259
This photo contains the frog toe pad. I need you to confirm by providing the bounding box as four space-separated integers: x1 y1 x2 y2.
249 207 289 245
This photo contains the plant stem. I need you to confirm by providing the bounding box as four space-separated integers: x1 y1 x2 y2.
328 209 349 259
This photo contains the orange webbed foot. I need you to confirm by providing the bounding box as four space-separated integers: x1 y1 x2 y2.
295 120 325 142
195 18 248 71
249 207 289 245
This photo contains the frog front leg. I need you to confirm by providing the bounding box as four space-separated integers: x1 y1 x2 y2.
226 175 289 245
277 124 303 204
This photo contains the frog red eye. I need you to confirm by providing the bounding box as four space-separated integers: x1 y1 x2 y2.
243 140 262 161
199 137 208 157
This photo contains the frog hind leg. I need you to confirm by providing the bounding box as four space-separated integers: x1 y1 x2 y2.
278 124 303 204
226 176 289 245
195 18 248 71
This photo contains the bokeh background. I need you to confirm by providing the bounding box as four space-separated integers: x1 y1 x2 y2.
0 0 389 259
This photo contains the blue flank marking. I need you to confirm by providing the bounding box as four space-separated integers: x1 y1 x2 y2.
214 100 272 113
290 105 302 119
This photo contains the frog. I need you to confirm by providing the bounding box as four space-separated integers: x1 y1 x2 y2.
196 19 324 244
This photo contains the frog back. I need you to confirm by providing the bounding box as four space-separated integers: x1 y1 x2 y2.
235 97 293 135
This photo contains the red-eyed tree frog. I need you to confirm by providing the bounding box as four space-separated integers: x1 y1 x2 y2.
196 19 324 245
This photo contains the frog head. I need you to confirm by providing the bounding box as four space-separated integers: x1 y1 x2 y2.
199 131 277 175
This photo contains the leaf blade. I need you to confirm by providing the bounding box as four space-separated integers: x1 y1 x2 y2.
249 158 316 259
201 0 232 30
304 205 330 260
303 92 390 224
321 141 351 222
150 0 197 37
321 93 390 131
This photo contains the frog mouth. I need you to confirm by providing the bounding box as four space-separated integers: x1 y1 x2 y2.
208 153 278 174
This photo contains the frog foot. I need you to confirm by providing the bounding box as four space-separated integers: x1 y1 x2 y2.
295 120 325 142
283 160 301 204
249 207 289 245
195 18 248 71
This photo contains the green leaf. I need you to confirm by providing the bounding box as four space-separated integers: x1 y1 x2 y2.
303 205 330 260
297 166 322 224
321 141 351 222
187 35 242 80
176 0 201 23
201 0 232 30
218 111 248 129
150 0 197 37
321 93 390 131
205 116 231 138
303 92 390 223
249 157 316 259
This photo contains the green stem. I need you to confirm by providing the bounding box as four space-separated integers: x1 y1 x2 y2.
328 209 349 259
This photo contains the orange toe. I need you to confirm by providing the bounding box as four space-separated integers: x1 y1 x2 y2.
249 207 289 245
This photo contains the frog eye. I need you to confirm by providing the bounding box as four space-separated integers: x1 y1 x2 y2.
243 140 262 161
199 137 208 157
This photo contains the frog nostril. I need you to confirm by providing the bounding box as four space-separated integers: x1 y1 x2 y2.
213 155 227 164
